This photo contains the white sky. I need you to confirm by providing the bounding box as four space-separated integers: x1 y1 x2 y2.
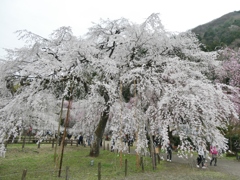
0 0 239 59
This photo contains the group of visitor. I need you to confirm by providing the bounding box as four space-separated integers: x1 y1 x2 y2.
77 134 94 147
196 141 219 168
161 140 219 169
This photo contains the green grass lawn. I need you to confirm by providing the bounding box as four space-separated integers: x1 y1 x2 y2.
0 143 161 180
0 143 239 180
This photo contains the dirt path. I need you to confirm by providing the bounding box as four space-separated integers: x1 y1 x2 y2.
122 153 240 180
115 153 240 180
165 153 240 178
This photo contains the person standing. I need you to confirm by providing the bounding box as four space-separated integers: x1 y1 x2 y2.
78 134 83 145
202 143 207 168
197 141 205 168
210 145 218 166
166 141 173 162
111 138 115 152
86 136 91 146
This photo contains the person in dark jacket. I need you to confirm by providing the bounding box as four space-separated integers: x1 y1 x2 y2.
78 134 83 145
166 141 173 162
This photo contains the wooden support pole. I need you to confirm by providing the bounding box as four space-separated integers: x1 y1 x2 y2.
54 97 64 162
52 139 55 148
134 79 140 168
98 162 101 180
141 157 144 172
119 80 123 167
65 166 69 180
120 151 122 167
21 169 27 180
22 138 25 149
58 97 71 177
125 159 128 177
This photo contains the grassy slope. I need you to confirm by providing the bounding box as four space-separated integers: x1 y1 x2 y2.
0 143 238 180
0 143 159 180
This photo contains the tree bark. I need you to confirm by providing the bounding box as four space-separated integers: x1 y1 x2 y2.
149 133 156 170
90 87 110 157
89 107 109 157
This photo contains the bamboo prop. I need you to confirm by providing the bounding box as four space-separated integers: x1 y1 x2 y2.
58 83 73 177
54 97 64 163
119 80 123 167
134 79 140 168
58 98 71 177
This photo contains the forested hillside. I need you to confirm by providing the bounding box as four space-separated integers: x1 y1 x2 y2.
192 11 240 51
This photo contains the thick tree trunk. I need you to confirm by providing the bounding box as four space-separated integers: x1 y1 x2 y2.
89 107 109 157
149 134 156 170
89 86 110 157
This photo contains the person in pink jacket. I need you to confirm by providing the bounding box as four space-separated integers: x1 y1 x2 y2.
210 145 218 166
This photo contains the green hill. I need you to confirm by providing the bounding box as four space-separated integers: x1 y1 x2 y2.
191 11 240 51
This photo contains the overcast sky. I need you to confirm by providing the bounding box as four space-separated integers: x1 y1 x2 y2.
0 0 239 59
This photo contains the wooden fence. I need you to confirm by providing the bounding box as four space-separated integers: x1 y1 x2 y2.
5 136 133 153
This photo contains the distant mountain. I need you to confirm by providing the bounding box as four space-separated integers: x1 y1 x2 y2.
191 11 240 51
